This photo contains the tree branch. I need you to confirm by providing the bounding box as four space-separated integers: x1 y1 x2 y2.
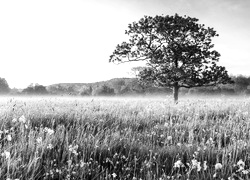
114 56 150 64
179 82 218 88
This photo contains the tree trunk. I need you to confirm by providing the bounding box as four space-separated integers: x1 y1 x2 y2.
173 83 179 104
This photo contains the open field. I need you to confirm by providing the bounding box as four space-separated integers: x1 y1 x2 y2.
1 96 250 180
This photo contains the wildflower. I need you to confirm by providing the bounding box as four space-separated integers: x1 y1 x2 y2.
204 161 208 170
242 169 249 175
19 115 26 123
2 151 10 159
173 160 184 168
164 122 168 127
46 128 54 135
47 144 53 149
177 142 181 147
56 169 62 174
167 136 172 141
4 129 9 133
36 137 42 144
206 137 214 145
12 118 17 123
215 163 222 170
112 173 117 178
80 160 86 167
67 160 72 165
194 151 199 157
69 145 78 155
7 134 12 141
237 159 245 168
191 159 201 171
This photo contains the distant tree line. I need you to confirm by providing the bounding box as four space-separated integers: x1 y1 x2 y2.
44 76 250 96
22 83 48 95
2 75 250 96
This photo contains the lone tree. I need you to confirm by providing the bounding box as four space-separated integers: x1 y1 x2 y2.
109 14 232 102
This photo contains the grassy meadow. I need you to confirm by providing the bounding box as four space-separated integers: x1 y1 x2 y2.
0 95 250 180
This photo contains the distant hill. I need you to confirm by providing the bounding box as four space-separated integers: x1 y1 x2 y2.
21 76 244 96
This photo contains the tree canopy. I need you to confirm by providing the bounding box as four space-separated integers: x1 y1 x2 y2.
0 77 10 94
109 14 232 102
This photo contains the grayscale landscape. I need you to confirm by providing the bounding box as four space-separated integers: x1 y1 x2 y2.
0 0 250 179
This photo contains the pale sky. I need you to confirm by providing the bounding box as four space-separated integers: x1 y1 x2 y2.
0 0 249 88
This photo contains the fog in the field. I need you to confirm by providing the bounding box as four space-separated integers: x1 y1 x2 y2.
0 94 249 105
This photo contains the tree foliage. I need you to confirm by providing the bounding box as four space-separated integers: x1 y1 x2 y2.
0 77 10 94
80 86 93 96
109 14 232 101
22 84 48 95
92 85 115 96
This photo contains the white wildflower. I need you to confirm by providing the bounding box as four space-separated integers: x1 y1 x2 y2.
204 161 208 170
12 118 17 123
36 137 42 144
112 173 117 178
191 159 201 171
237 159 245 168
6 134 12 141
69 145 78 155
174 160 184 168
242 169 249 175
167 136 172 141
213 173 217 178
47 144 53 149
215 163 222 170
80 160 85 167
2 151 11 159
19 115 26 123
46 128 54 135
177 142 181 147
4 129 9 133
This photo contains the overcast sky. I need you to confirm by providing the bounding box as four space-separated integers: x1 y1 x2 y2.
0 0 249 88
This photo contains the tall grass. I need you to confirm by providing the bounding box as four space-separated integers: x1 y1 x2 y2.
0 96 250 179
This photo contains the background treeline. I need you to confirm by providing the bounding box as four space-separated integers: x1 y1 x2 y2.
1 75 250 96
